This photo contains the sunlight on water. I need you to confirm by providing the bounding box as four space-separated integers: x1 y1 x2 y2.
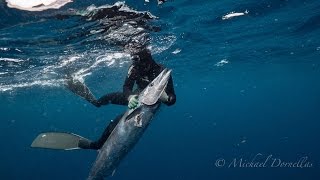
0 2 175 93
5 0 73 11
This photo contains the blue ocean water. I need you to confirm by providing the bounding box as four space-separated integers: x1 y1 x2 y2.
1 0 320 179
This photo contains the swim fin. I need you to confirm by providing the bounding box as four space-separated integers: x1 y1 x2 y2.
65 77 99 106
31 132 92 150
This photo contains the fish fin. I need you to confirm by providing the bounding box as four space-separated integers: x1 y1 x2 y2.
31 132 92 150
125 107 142 121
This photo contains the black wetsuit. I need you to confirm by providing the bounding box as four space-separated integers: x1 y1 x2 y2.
80 62 176 149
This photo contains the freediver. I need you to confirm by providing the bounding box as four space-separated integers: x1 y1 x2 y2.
65 47 176 149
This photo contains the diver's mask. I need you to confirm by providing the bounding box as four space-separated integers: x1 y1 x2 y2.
131 55 141 64
131 55 152 72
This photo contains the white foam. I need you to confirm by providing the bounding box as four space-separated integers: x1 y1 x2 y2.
215 59 229 67
157 0 165 5
84 2 157 19
222 10 249 20
0 47 9 51
5 0 73 11
105 22 146 44
0 79 64 92
72 52 130 82
60 56 81 67
151 35 177 54
90 29 104 35
172 48 181 54
0 58 24 63
15 48 22 52
119 3 157 19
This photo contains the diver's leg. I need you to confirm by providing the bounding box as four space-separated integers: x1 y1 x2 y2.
79 113 124 150
97 92 128 106
65 77 101 107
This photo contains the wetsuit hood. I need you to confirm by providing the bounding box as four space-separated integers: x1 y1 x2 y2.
131 48 157 73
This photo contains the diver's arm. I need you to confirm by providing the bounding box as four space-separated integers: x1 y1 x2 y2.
123 77 135 99
123 65 136 99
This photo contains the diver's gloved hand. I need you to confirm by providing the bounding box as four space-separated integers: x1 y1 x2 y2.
128 95 139 109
